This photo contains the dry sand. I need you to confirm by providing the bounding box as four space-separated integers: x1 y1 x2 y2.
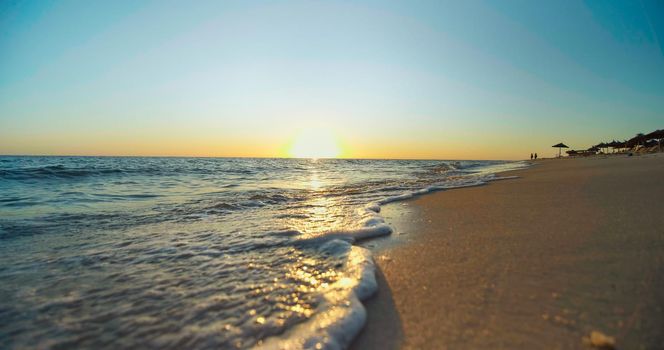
352 154 664 349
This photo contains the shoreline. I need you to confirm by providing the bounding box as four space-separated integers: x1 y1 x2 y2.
352 153 664 349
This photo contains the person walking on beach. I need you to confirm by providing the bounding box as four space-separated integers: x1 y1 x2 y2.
530 153 533 160
534 153 538 160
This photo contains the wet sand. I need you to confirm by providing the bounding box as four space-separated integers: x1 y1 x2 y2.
353 154 664 349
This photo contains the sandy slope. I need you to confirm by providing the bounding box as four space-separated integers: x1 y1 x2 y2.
352 154 664 349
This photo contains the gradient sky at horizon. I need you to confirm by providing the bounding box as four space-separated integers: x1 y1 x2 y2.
1 0 663 159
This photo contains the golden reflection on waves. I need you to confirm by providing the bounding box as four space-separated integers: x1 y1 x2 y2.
281 163 350 237
308 170 323 190
246 248 342 325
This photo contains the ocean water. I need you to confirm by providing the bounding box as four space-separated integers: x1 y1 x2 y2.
0 156 527 349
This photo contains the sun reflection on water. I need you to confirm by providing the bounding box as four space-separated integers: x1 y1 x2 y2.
247 252 343 323
276 161 353 236
308 171 323 190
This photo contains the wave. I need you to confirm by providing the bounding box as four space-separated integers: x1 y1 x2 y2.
0 157 530 349
256 243 375 350
255 164 528 349
0 163 258 181
0 166 125 180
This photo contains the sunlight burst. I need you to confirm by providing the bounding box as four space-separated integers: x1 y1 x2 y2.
288 129 342 159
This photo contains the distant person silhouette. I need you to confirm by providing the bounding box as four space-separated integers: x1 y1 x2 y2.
534 153 538 160
530 153 533 160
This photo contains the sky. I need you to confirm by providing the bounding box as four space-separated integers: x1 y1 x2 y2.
1 0 663 160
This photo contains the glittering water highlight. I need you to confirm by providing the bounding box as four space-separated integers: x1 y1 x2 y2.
0 156 527 349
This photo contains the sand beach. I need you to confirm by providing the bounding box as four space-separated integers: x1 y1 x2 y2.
353 154 664 349
3 2 664 349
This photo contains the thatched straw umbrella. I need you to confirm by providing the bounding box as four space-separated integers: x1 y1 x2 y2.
552 142 569 157
607 140 622 153
593 142 609 154
626 133 646 149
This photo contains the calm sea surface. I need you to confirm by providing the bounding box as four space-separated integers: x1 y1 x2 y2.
0 156 526 349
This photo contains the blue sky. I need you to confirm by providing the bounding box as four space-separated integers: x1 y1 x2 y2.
1 0 663 159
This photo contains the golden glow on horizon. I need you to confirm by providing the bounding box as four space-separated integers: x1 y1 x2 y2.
1 126 548 160
288 128 342 159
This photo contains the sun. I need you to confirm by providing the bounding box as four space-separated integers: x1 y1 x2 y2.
288 128 342 159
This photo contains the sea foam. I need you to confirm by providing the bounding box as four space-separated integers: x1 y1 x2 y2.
1 157 529 349
256 243 376 350
255 165 528 350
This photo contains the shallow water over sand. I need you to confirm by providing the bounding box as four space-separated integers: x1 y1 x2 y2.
0 156 526 349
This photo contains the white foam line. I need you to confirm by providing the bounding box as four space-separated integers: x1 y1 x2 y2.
256 243 376 350
295 224 393 245
256 162 529 350
491 175 519 180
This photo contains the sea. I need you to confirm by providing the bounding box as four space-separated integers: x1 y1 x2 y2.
0 156 527 349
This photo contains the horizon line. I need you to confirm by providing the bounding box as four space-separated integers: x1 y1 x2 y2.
0 153 519 162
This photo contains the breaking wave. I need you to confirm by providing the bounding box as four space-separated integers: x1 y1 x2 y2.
0 156 528 349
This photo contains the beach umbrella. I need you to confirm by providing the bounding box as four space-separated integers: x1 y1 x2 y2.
626 133 646 148
593 142 608 154
552 142 569 157
607 140 621 153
